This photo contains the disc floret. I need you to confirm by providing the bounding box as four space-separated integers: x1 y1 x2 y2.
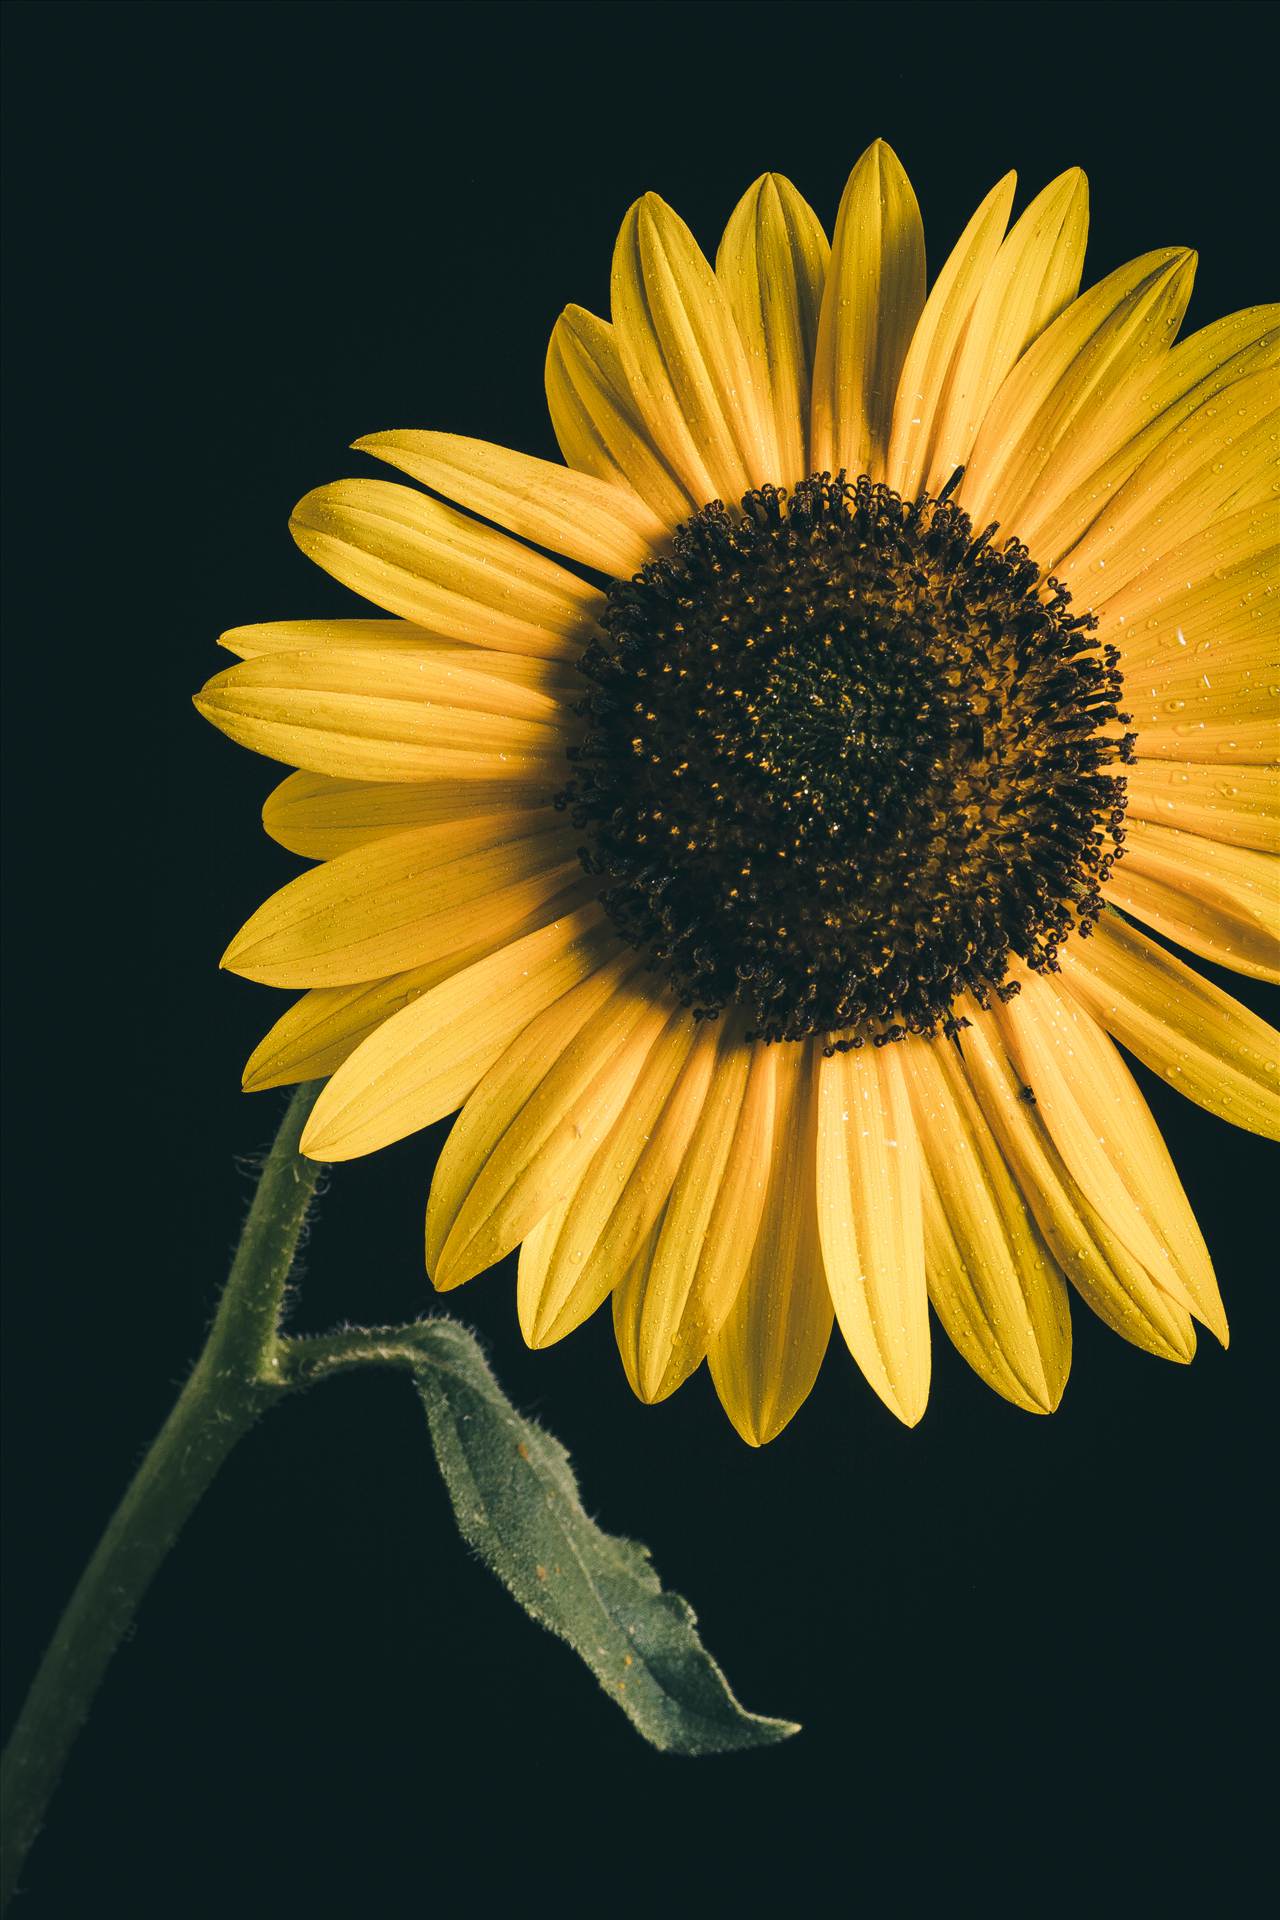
561 474 1133 1044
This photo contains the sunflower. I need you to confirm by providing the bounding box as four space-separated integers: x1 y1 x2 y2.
196 141 1279 1444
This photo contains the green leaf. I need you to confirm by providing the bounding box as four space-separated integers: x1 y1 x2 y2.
411 1319 799 1755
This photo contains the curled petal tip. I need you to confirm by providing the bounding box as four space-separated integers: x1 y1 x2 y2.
863 135 899 168
430 1243 475 1294
297 1121 332 1164
525 1310 559 1353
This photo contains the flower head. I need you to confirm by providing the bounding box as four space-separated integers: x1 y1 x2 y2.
198 142 1279 1443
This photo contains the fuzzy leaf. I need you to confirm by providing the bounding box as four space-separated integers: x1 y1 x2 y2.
411 1319 798 1755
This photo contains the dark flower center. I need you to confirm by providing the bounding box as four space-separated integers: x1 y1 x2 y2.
559 473 1133 1044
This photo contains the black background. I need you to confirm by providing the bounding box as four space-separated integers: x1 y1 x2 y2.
3 3 1275 1913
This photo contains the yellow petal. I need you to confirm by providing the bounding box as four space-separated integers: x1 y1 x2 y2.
814 1040 931 1426
962 247 1196 538
957 1007 1195 1362
1122 761 1279 856
1062 980 1228 1343
1033 303 1280 569
1000 246 1214 554
1057 367 1280 606
1059 910 1280 1140
901 1035 1072 1414
918 168 1089 499
430 969 668 1289
1056 989 1228 1344
290 477 604 659
885 170 1017 499
219 620 580 715
628 1026 775 1403
222 817 579 987
1103 508 1277 672
809 140 926 482
221 617 432 659
245 972 454 1093
992 971 1227 1342
243 879 595 1091
518 1009 704 1349
540 1018 723 1351
611 192 770 504
611 1208 669 1400
545 304 696 528
1105 822 1280 983
298 901 618 1157
514 1195 580 1345
709 1043 833 1446
352 430 668 579
1123 638 1278 732
195 645 572 784
218 621 580 700
715 172 830 490
262 769 560 860
1123 715 1278 766
991 970 1204 1316
423 952 640 1273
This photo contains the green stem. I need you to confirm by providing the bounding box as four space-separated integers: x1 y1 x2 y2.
277 1324 439 1386
0 1081 325 1912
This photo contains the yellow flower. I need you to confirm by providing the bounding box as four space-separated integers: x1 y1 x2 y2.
197 141 1279 1444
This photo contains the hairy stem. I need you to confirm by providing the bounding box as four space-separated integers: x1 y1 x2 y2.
0 1081 324 1911
277 1323 441 1386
